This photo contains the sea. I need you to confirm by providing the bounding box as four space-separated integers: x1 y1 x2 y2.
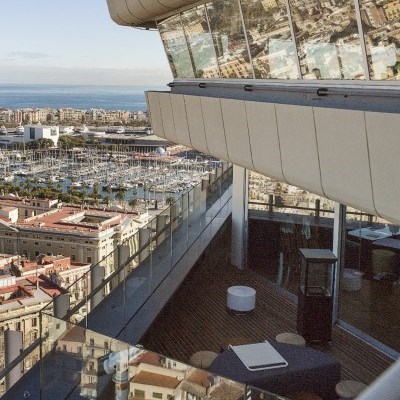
0 84 166 111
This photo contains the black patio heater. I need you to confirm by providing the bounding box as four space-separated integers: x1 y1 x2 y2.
297 248 337 343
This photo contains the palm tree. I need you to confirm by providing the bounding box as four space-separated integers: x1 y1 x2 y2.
92 182 100 205
128 198 138 210
24 178 32 193
166 196 175 205
116 187 126 204
103 194 111 207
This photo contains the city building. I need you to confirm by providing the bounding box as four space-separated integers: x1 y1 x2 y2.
0 254 91 336
0 196 148 271
23 125 59 146
0 274 64 375
97 133 169 153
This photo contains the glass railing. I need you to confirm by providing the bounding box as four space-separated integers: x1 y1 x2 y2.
4 314 287 399
0 164 233 398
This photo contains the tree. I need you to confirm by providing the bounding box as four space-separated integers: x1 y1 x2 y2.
92 182 100 204
103 194 111 206
25 138 54 150
128 198 138 210
116 187 126 204
166 196 175 205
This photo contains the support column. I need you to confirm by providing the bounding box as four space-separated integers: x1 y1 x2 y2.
209 172 216 184
332 202 346 323
231 165 248 270
139 228 151 263
54 293 70 320
156 214 168 246
117 244 131 283
4 330 23 391
182 192 189 221
91 263 105 310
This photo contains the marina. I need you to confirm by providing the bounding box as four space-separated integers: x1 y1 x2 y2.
0 147 221 204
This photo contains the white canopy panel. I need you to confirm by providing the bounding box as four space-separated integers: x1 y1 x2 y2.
106 0 195 27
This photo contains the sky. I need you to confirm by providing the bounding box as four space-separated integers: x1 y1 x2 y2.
0 0 172 85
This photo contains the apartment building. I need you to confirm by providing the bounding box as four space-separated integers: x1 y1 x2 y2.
0 197 148 274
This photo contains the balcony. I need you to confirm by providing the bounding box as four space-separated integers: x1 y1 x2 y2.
139 223 394 390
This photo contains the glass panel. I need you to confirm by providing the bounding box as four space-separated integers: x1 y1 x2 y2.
339 208 400 352
359 0 400 80
289 0 365 79
4 168 233 399
40 316 248 400
240 0 299 79
181 6 220 78
207 0 254 78
158 15 195 78
248 171 335 294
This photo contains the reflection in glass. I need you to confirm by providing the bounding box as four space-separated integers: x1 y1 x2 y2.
359 0 400 80
289 0 365 79
340 208 400 352
206 0 253 78
158 15 195 78
181 6 220 78
240 0 298 79
247 171 334 294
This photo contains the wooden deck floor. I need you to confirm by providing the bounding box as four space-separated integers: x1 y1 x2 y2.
140 223 394 390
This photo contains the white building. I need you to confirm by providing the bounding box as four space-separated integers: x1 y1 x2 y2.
23 124 59 146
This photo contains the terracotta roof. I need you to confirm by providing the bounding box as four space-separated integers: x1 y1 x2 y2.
59 325 85 343
0 285 19 295
186 370 211 387
17 205 131 233
129 351 161 366
131 371 180 389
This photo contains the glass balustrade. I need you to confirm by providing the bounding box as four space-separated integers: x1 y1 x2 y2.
0 165 233 398
34 315 287 400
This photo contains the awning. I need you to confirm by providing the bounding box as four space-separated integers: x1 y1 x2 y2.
106 0 197 28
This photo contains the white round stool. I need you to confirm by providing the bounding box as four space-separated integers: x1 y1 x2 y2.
275 332 306 346
227 286 256 312
335 380 367 399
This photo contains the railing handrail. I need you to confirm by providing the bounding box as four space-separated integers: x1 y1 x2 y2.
113 191 233 339
40 164 232 314
248 199 376 219
50 168 233 320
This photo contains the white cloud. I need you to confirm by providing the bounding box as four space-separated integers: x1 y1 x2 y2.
0 65 172 86
4 51 52 60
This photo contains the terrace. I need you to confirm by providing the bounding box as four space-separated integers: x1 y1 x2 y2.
140 222 394 392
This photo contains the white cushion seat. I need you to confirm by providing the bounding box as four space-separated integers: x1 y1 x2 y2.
227 286 256 312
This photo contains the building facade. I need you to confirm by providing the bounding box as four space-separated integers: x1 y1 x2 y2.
0 196 147 273
107 0 400 376
23 125 59 146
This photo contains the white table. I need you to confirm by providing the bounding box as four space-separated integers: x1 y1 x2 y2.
347 226 395 241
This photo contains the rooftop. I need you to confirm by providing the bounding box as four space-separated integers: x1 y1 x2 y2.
131 370 180 389
16 205 134 234
140 224 395 387
0 275 63 313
